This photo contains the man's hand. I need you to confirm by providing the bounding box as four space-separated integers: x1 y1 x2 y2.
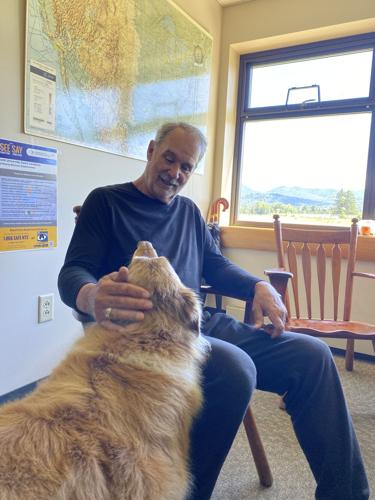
252 281 288 338
76 266 153 331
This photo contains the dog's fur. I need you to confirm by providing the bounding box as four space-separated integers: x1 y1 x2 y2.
0 242 209 500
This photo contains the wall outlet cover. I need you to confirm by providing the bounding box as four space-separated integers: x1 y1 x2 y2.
38 294 54 323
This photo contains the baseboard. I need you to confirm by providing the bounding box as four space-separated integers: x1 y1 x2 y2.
0 379 43 405
329 347 375 363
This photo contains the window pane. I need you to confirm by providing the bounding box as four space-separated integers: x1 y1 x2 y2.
238 113 371 226
249 50 373 108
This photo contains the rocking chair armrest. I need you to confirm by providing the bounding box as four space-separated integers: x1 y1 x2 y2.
352 271 375 280
264 268 293 301
264 268 293 279
199 284 252 303
200 284 254 324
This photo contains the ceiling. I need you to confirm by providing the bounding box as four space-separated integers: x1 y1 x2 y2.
216 0 253 6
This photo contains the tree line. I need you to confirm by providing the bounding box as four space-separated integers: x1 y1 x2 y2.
240 189 362 218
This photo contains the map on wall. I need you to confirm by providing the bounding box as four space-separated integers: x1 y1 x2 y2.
25 0 212 166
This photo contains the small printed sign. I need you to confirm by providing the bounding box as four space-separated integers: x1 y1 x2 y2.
0 138 57 252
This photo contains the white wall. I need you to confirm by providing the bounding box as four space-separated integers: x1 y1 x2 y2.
0 0 222 395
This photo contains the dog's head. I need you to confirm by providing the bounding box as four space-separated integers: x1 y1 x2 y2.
128 242 201 335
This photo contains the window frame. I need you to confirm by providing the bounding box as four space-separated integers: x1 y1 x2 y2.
232 32 375 228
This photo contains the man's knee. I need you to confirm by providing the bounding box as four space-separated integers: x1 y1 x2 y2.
203 337 257 405
277 334 337 399
288 334 333 368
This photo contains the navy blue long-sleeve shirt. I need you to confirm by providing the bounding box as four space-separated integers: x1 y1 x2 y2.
58 183 261 312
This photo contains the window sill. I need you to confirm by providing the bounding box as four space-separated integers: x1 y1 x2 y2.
221 225 375 262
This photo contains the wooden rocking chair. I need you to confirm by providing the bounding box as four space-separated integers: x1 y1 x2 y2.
266 215 375 371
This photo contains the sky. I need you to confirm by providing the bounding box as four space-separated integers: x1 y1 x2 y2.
240 49 373 193
241 113 371 192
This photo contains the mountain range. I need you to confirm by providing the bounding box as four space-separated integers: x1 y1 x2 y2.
240 185 363 207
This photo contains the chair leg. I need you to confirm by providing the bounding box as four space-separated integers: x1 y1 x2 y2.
215 294 223 312
243 406 273 487
345 339 355 371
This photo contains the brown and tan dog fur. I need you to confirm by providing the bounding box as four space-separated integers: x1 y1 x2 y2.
0 242 209 500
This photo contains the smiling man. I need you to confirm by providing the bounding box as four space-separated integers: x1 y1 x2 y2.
134 123 204 204
59 122 369 500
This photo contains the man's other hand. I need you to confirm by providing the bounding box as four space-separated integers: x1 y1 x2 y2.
252 281 288 338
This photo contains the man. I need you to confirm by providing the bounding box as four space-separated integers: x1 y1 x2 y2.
59 122 369 499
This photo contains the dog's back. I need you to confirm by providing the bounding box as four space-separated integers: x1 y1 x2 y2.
0 243 208 500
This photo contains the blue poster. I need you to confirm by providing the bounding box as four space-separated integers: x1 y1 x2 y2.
0 139 57 251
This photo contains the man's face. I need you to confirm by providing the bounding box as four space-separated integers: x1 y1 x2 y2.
141 127 202 204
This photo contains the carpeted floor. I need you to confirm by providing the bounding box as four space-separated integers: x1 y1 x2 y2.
212 355 374 500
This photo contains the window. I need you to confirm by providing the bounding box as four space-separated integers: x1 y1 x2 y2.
233 33 375 227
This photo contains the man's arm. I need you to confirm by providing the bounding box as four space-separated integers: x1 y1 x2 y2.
58 188 111 312
58 189 152 329
202 224 287 336
201 223 261 299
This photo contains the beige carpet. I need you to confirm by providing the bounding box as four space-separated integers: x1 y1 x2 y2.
212 355 374 499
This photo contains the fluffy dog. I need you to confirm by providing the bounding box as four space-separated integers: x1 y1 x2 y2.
0 241 209 500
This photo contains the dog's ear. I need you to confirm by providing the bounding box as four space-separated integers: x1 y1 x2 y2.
177 289 201 336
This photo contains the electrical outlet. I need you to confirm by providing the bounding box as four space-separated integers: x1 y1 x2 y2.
38 294 54 323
